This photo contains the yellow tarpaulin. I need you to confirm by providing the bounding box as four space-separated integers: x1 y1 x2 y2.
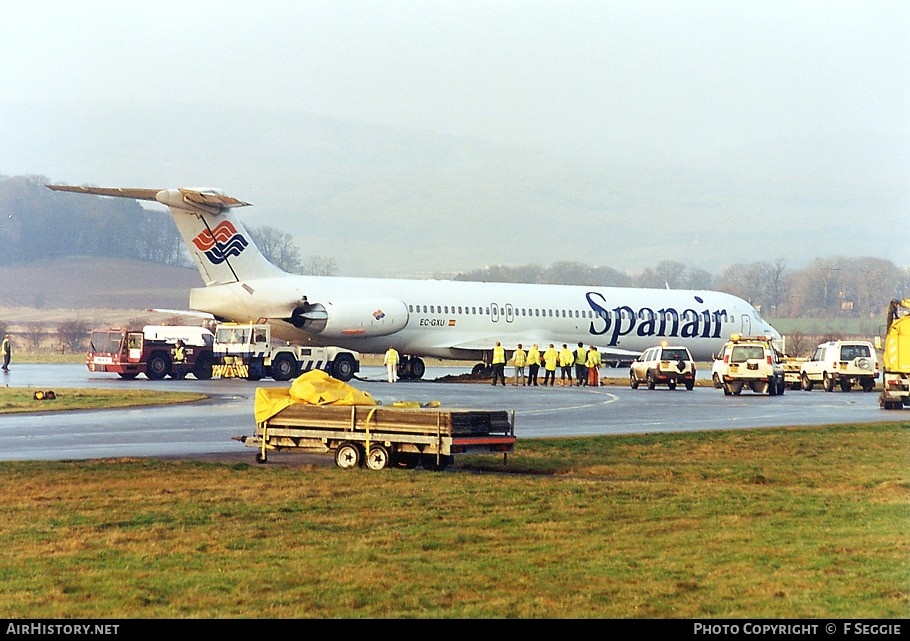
254 370 377 424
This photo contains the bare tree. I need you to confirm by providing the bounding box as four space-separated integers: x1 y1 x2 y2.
246 224 303 273
300 256 338 276
57 319 90 352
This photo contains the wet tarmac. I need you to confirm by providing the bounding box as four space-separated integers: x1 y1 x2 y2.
0 363 894 462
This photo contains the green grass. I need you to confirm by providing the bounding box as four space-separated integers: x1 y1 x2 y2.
0 422 906 619
0 387 207 413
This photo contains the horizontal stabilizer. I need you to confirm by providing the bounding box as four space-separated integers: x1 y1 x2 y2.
46 185 162 201
46 185 251 213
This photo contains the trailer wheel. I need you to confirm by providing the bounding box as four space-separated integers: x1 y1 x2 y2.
331 353 357 382
393 453 420 469
421 454 452 471
271 353 298 381
146 351 171 380
334 442 363 469
365 444 391 470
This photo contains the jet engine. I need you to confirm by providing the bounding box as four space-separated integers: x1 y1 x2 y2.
289 298 409 339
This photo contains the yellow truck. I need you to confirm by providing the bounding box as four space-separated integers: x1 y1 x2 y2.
879 299 910 410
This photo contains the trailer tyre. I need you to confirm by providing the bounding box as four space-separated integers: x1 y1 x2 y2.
334 442 363 469
421 454 452 471
271 353 299 381
146 351 171 380
393 453 420 469
331 353 357 382
365 444 391 470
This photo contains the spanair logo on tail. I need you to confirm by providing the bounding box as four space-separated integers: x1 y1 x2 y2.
191 221 248 264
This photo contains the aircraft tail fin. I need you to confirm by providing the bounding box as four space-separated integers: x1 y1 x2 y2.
46 185 285 285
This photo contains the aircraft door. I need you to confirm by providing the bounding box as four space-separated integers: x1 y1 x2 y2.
491 303 499 323
741 315 751 336
505 304 514 323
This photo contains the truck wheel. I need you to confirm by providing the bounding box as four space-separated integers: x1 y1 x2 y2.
712 373 722 389
667 380 677 390
646 372 656 390
823 373 834 392
146 351 171 380
629 372 639 389
365 444 391 470
840 381 852 392
801 373 813 391
271 353 299 381
334 442 363 469
247 357 264 381
685 379 694 391
861 379 875 393
331 353 357 382
193 352 214 380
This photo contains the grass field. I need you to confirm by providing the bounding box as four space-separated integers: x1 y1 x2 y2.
0 387 207 413
0 421 906 619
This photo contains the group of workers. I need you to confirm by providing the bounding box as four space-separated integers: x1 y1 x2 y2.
382 341 602 386
492 341 602 387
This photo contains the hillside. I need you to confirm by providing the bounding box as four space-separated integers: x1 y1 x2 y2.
1 100 906 277
0 257 199 311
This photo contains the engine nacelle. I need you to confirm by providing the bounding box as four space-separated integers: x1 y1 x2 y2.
290 298 409 339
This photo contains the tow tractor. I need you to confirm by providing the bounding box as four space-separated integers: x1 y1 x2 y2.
212 322 360 382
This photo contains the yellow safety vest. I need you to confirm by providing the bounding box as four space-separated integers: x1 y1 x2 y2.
543 348 559 370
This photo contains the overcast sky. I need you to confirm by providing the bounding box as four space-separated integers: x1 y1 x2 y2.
4 0 907 162
2 1 908 277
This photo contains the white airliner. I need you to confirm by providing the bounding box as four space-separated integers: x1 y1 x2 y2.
46 184 782 379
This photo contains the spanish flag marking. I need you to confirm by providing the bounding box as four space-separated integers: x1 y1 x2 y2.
448 319 456 327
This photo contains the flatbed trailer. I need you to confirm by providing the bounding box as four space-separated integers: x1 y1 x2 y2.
240 402 516 470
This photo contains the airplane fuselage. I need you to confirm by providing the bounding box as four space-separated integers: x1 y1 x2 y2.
189 274 779 362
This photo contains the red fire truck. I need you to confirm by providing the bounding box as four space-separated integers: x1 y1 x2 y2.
87 325 215 380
